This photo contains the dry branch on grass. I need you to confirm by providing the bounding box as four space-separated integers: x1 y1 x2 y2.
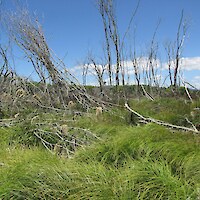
125 103 200 134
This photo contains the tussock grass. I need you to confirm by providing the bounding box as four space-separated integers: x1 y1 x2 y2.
1 98 200 199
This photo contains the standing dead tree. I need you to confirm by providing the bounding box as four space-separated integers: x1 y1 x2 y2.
0 45 12 81
165 10 188 88
98 0 140 88
99 0 112 86
174 10 187 88
165 41 174 86
82 60 89 86
129 25 142 95
88 57 106 96
147 20 161 89
132 57 140 89
98 0 121 86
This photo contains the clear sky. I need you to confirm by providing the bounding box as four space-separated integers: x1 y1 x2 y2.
1 0 200 87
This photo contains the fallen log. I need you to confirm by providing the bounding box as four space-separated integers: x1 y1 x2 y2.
125 103 200 134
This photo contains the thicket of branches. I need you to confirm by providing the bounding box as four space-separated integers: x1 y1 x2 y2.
0 8 112 156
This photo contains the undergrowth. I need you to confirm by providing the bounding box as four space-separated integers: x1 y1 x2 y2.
0 97 200 199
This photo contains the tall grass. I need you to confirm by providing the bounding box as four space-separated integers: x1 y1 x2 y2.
1 98 200 199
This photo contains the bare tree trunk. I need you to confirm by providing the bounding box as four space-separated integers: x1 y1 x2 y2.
99 1 112 86
147 20 160 90
173 12 183 87
165 43 173 86
82 61 88 86
132 58 140 88
90 58 105 95
164 10 187 89
98 0 121 86
174 10 187 88
106 0 120 86
115 41 120 86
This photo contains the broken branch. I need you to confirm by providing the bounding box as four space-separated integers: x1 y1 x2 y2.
125 103 199 134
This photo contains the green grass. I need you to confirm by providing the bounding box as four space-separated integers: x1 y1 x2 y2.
0 97 200 199
128 97 200 126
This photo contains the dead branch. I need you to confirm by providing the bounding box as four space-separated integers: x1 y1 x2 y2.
179 75 193 103
140 85 154 101
125 103 199 134
2 8 110 112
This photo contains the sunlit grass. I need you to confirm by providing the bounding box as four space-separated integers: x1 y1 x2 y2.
0 98 200 199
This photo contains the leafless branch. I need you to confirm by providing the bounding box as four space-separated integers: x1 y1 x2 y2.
125 103 199 134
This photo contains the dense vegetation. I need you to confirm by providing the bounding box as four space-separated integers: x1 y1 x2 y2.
0 96 200 199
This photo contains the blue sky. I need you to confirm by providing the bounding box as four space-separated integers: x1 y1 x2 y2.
1 0 200 87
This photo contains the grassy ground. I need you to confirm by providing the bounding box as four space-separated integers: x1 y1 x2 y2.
0 97 200 199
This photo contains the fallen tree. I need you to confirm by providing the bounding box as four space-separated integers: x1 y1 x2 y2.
0 8 112 156
125 103 200 134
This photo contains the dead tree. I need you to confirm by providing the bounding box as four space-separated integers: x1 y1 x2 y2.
3 10 68 108
98 0 141 88
0 45 11 81
165 41 174 86
98 0 121 86
125 103 199 134
165 10 188 88
88 57 106 95
147 20 160 88
2 9 107 110
99 0 112 86
174 10 188 87
82 60 89 86
8 12 63 85
130 27 141 93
